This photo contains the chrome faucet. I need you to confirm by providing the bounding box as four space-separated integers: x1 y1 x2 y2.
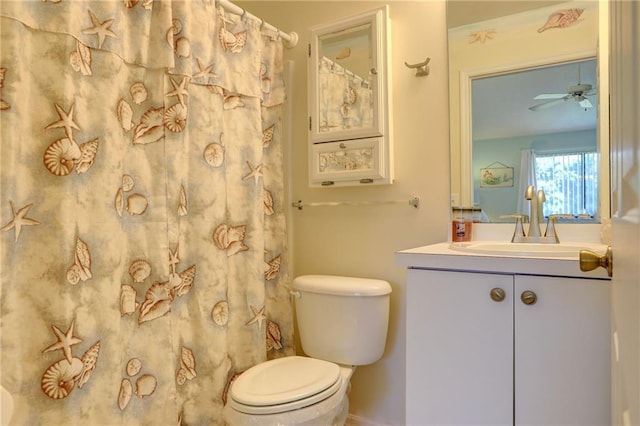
525 185 545 238
507 185 569 243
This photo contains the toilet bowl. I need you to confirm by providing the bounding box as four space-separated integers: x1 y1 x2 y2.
223 275 391 425
223 356 354 425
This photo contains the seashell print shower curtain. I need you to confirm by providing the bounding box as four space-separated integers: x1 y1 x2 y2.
317 56 373 133
0 1 294 424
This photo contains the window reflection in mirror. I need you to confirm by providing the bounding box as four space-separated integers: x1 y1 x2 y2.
471 59 599 222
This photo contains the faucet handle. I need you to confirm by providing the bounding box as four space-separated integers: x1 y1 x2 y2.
537 189 546 203
500 214 528 240
544 214 574 242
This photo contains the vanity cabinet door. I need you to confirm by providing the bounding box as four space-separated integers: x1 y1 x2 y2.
406 268 514 426
514 275 611 426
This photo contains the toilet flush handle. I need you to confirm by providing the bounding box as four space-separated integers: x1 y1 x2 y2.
289 290 302 299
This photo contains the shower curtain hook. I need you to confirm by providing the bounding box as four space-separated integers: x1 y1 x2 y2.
240 8 247 19
259 18 265 30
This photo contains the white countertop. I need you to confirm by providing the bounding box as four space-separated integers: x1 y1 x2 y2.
395 241 611 279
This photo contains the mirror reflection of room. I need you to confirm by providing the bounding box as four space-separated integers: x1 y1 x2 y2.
447 0 607 224
472 58 598 223
317 24 374 134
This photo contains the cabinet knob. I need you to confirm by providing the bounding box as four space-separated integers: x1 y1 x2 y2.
490 287 506 302
521 290 537 305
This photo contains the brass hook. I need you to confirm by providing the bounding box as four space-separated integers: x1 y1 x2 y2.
404 57 431 77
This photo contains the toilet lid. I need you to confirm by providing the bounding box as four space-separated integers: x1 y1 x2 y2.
228 356 342 415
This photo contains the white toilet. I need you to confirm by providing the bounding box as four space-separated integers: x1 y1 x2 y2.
1 385 13 426
223 275 392 425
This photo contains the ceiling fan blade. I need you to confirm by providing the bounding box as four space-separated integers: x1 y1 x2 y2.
528 97 567 111
534 93 566 100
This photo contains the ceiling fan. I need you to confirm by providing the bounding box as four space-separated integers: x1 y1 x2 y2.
528 64 596 111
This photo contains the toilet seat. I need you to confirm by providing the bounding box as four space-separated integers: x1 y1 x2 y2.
228 356 342 415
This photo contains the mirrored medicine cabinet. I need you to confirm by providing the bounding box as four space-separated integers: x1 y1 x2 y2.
447 1 610 222
307 6 393 187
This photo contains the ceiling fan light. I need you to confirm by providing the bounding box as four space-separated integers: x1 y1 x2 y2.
579 98 594 108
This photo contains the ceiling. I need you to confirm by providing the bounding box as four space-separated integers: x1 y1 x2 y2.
471 58 598 140
447 1 566 28
447 1 598 141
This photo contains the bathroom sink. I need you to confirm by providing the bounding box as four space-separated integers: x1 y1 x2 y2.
449 241 606 258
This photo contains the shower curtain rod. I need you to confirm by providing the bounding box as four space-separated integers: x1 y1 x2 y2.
216 0 299 48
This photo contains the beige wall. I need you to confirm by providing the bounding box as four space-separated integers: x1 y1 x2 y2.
238 2 450 424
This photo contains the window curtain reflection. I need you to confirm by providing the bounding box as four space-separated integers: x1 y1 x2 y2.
517 148 537 215
0 1 294 424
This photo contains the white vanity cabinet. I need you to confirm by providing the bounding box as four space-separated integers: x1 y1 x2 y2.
406 267 611 426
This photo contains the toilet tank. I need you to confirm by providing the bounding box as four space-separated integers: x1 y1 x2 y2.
292 275 392 366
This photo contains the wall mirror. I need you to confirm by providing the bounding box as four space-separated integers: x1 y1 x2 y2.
447 0 609 222
307 6 393 187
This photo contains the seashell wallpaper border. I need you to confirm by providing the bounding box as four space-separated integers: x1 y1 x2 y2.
0 1 294 424
456 5 589 45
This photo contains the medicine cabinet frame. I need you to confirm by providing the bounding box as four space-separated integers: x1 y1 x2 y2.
307 6 393 187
